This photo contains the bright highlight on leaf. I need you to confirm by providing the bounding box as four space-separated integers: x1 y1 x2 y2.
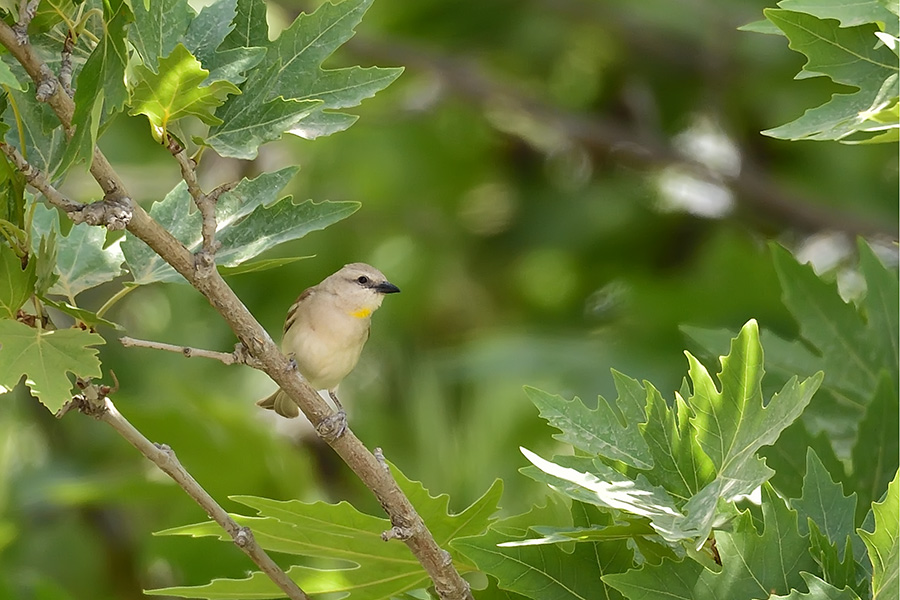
129 44 240 142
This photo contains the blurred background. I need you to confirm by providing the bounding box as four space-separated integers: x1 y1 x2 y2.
0 0 897 598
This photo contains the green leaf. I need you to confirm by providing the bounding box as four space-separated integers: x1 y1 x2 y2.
760 418 847 502
40 297 124 331
217 256 311 277
30 202 124 298
851 372 900 524
130 0 194 73
4 86 67 177
771 242 893 452
0 56 25 91
60 0 132 170
640 378 716 504
762 9 899 141
771 572 862 600
858 240 900 386
0 242 35 318
128 44 240 141
453 499 633 600
182 0 266 87
858 471 899 600
604 484 818 599
777 0 897 29
121 167 358 285
681 320 822 541
794 449 863 591
33 229 59 297
523 383 652 470
0 320 103 412
205 0 402 158
149 469 502 598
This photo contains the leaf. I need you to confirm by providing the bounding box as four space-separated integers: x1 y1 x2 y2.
33 229 59 297
130 0 194 73
850 372 900 525
794 449 864 592
0 56 25 91
520 449 692 543
776 0 897 29
772 573 863 599
4 86 67 177
128 44 240 141
858 239 900 387
30 202 124 298
760 418 847 502
149 469 502 598
604 484 818 599
0 320 103 412
40 297 124 331
205 0 402 158
762 9 899 142
0 242 35 318
453 498 633 600
681 320 822 542
523 384 652 470
121 167 358 285
217 256 311 277
771 242 893 451
858 471 899 600
182 0 266 87
640 378 715 505
60 0 132 170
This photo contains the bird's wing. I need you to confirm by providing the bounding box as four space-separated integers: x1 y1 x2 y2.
284 287 315 334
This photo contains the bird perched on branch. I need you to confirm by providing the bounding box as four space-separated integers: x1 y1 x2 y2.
257 263 400 418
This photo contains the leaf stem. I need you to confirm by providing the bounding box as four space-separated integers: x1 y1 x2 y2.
95 284 134 318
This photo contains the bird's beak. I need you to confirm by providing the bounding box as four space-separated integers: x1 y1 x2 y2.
375 281 401 294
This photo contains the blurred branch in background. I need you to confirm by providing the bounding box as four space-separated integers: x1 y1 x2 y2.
346 36 896 238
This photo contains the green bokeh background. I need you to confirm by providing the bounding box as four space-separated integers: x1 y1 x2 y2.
0 0 896 598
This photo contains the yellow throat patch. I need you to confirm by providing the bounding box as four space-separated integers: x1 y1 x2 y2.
351 307 372 319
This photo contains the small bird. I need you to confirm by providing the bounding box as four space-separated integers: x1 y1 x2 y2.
257 263 400 418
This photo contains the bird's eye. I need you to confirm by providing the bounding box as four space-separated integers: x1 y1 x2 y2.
356 276 369 285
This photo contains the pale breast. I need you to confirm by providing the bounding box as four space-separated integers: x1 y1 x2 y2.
282 310 370 391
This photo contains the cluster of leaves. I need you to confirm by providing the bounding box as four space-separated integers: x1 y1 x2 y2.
0 0 398 412
743 0 899 143
451 310 897 599
147 468 502 599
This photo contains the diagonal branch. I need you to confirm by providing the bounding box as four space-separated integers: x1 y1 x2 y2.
62 380 310 600
0 19 473 600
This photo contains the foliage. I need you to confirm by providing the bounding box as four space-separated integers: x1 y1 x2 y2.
455 321 896 600
744 1 899 143
149 468 502 598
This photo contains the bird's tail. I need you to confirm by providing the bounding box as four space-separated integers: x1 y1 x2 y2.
256 389 300 418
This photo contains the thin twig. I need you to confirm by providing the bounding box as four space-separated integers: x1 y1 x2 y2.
13 0 40 44
120 336 264 368
167 135 219 257
62 382 310 600
0 19 473 600
59 32 74 98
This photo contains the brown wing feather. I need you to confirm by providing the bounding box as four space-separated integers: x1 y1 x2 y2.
284 287 314 333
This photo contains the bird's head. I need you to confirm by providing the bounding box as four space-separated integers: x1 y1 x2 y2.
324 262 400 318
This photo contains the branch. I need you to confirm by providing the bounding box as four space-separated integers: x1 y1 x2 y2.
0 20 473 600
61 380 310 600
0 141 131 229
166 135 226 260
347 36 897 238
120 336 264 368
13 0 40 45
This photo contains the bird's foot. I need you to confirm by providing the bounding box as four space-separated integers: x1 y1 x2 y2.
315 410 347 442
328 390 345 411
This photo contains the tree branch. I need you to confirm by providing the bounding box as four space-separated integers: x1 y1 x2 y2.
61 381 310 600
0 19 473 600
120 336 264 368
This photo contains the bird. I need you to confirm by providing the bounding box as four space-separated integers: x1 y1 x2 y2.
257 263 400 418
